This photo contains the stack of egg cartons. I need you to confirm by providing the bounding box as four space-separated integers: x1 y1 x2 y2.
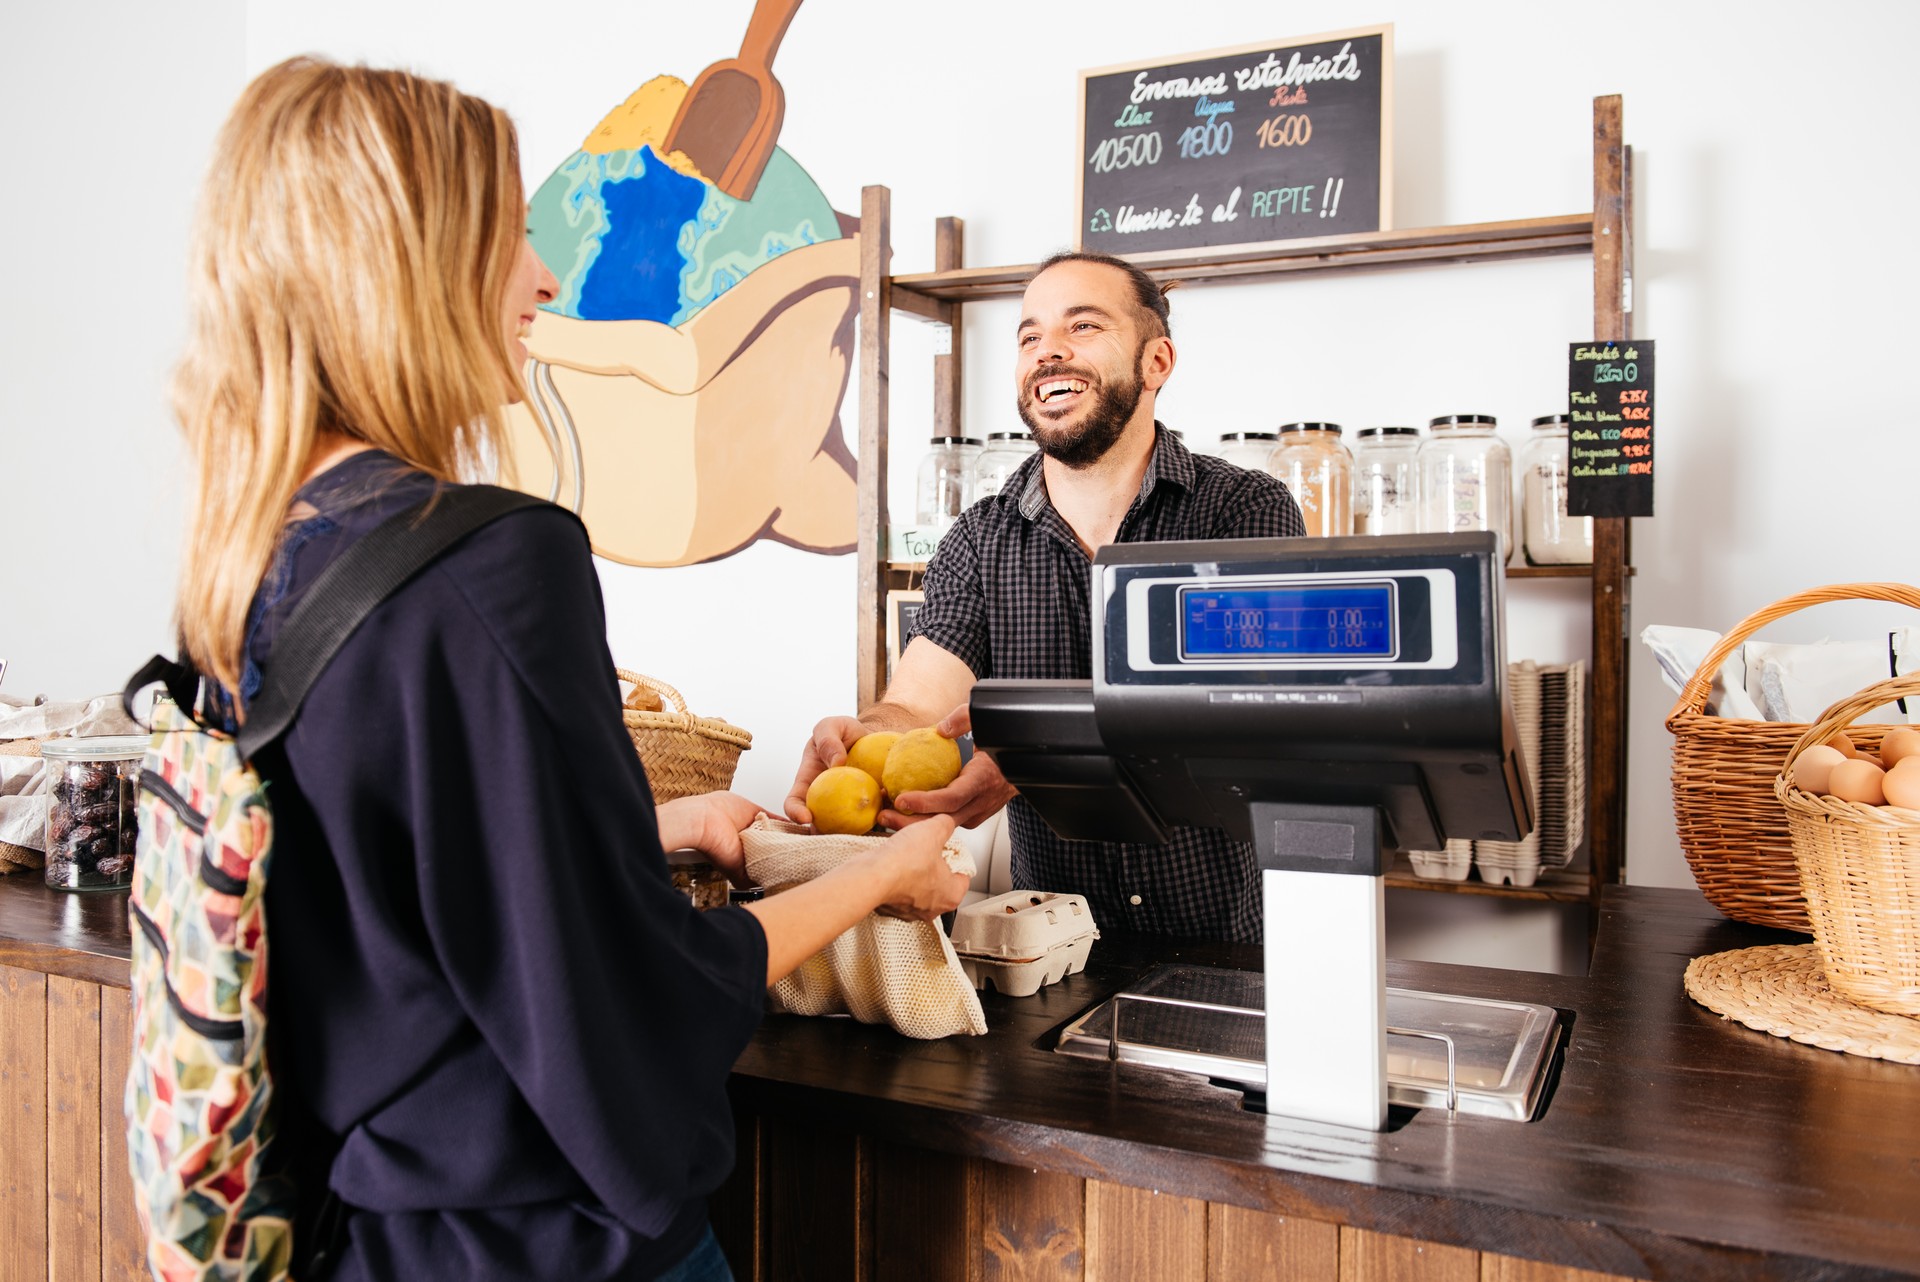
1534 661 1586 870
1476 661 1547 887
1407 839 1474 881
1475 660 1587 886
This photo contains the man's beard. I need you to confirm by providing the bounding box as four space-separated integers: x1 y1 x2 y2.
1016 358 1145 469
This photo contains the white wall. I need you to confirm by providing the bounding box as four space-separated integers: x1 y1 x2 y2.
0 1 246 696
7 2 1916 971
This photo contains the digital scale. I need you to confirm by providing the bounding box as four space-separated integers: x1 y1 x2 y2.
970 533 1556 1130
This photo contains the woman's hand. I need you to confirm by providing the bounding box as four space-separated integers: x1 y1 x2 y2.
654 792 767 886
744 816 969 983
857 816 970 920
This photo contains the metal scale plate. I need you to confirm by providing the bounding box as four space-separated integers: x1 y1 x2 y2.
1055 964 1563 1122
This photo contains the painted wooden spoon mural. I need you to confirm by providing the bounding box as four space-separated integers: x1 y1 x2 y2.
664 0 804 201
507 0 862 568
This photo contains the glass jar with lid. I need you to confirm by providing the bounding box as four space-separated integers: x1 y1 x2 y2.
1215 431 1279 473
666 849 732 910
1350 427 1422 535
1266 423 1353 537
914 436 983 530
971 430 1036 500
41 734 146 892
1419 414 1513 559
1520 413 1593 565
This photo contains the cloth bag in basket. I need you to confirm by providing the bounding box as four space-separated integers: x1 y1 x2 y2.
1665 583 1919 931
617 669 751 803
1775 674 1920 1018
742 817 986 1039
0 738 42 873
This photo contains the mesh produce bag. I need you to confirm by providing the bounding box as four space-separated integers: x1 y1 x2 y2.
742 817 986 1039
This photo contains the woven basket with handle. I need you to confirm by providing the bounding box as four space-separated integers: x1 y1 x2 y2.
1664 583 1919 932
617 670 752 803
1775 674 1920 1017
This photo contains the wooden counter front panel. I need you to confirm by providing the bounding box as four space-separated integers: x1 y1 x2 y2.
715 1103 1644 1282
2 965 48 1282
0 965 145 1282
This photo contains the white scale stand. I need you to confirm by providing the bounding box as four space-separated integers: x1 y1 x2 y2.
1255 803 1388 1131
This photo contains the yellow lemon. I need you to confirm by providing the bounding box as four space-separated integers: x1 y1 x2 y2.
881 727 963 811
845 731 901 790
805 766 883 835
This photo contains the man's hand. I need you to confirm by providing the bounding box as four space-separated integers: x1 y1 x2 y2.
783 715 869 824
654 792 766 886
881 704 1016 830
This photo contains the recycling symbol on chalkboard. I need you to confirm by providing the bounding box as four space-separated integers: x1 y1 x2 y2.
1088 208 1113 234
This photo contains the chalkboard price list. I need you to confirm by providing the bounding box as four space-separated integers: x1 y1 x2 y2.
1566 340 1656 518
1079 28 1389 255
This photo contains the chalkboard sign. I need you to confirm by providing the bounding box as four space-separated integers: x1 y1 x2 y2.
1567 340 1655 518
1077 26 1392 256
887 590 925 681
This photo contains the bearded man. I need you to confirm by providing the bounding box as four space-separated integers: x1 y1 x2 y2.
787 251 1304 942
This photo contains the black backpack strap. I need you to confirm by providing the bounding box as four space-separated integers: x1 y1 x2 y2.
123 652 203 726
235 484 546 760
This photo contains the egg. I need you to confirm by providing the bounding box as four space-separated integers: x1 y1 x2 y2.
1824 732 1858 759
1885 759 1920 810
1791 744 1847 795
1881 727 1920 769
1828 758 1887 805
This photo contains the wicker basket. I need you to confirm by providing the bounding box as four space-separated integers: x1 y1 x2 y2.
1775 675 1920 1017
1665 583 1919 931
617 670 752 803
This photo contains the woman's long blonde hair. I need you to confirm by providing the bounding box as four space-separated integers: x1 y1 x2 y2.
173 56 526 693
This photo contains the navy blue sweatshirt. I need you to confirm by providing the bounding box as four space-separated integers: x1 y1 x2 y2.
240 450 767 1279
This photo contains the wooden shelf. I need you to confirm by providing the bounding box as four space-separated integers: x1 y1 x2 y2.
891 561 1625 580
1509 564 1591 579
1385 856 1592 904
889 214 1594 315
855 96 1634 939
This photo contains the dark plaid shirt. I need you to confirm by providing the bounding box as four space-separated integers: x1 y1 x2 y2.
913 425 1304 942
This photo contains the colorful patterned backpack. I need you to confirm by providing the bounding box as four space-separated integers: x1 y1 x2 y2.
121 485 539 1281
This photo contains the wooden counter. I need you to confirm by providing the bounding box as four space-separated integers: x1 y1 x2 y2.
0 877 142 1282
2 875 1915 1282
714 885 1920 1282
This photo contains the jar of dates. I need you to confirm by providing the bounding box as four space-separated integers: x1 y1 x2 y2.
41 735 146 892
666 848 731 910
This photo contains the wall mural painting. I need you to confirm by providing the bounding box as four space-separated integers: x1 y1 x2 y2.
512 0 861 567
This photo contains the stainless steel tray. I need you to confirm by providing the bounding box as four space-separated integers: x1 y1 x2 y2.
1054 964 1562 1121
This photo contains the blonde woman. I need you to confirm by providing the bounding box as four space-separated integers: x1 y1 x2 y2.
170 57 965 1282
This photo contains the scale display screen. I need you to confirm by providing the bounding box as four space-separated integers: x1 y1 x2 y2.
1180 581 1396 660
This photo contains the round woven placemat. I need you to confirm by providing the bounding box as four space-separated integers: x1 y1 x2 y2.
1684 944 1920 1064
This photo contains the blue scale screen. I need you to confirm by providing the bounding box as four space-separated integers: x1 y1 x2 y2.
1181 582 1395 658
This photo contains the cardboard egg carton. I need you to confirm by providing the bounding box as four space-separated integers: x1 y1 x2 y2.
1474 659 1588 886
951 891 1100 998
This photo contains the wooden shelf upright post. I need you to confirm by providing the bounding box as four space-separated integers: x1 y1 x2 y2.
1587 94 1633 911
856 186 892 709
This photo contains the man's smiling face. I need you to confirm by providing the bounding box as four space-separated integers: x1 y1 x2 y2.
1013 260 1164 468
